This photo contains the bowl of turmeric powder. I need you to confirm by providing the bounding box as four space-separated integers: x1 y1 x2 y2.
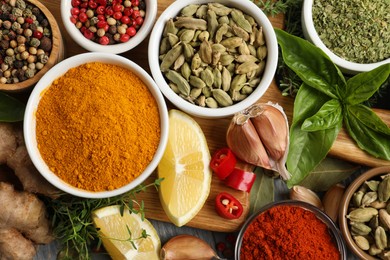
23 52 169 198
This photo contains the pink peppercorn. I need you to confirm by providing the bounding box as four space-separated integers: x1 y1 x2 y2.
99 36 110 45
83 29 94 40
135 16 143 25
126 26 136 37
71 7 80 16
113 11 122 20
88 0 98 9
120 16 130 24
72 0 81 7
33 30 43 39
78 12 88 23
120 33 130 42
96 6 105 15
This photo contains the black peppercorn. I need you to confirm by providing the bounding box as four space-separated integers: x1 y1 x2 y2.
39 36 52 52
13 60 23 69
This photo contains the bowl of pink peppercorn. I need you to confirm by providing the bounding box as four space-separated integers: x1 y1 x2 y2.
61 0 157 54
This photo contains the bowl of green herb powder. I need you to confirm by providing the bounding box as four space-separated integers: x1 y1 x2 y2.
302 0 390 74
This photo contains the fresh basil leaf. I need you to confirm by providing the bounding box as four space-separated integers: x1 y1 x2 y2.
0 92 25 122
249 168 274 215
346 63 390 105
344 104 390 160
275 29 346 100
298 157 359 192
301 99 343 131
287 83 342 187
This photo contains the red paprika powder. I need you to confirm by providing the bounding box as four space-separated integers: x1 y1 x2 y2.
240 205 340 260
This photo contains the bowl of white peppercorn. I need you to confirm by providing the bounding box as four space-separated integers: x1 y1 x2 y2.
302 0 390 75
0 0 64 92
339 166 390 260
148 0 278 119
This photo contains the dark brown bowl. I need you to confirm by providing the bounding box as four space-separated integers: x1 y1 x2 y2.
339 166 390 260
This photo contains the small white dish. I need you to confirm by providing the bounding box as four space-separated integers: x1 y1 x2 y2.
61 0 157 54
148 0 278 119
302 0 390 74
24 53 168 198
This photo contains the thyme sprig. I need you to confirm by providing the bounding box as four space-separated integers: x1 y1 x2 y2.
46 178 163 260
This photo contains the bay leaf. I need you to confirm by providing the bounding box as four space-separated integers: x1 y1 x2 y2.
298 157 360 192
249 167 274 215
0 92 25 122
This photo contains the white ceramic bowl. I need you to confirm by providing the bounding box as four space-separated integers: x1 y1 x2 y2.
148 0 278 119
61 0 157 54
302 0 390 75
24 53 168 198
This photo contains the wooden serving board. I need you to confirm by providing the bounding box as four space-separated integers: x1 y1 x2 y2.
40 0 390 232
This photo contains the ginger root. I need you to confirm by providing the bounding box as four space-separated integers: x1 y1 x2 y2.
0 228 36 260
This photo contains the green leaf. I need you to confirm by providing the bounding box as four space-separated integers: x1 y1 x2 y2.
275 29 346 99
345 64 390 105
344 104 390 160
302 99 343 131
0 92 25 122
249 168 274 215
287 83 342 187
298 157 360 191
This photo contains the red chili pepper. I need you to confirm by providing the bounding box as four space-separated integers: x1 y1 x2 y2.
210 148 237 180
224 168 256 192
215 192 243 219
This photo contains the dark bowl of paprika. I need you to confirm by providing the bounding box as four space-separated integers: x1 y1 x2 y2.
235 200 347 260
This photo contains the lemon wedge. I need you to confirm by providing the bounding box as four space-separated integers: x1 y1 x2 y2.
92 205 160 260
158 109 212 227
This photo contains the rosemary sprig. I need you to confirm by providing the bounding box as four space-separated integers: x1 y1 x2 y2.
45 178 163 260
250 0 301 17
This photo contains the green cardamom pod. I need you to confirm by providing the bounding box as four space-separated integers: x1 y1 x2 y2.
180 29 195 43
160 44 182 72
174 17 207 30
378 176 390 202
212 51 221 66
189 75 206 89
159 37 171 55
214 23 229 43
354 236 370 251
180 4 199 17
347 208 378 222
379 209 390 230
169 83 179 94
241 85 253 95
366 180 381 191
200 68 214 87
350 221 372 236
208 3 232 16
205 97 218 108
195 4 207 19
197 31 210 42
180 62 191 81
236 61 259 75
235 54 258 63
173 54 185 70
218 15 229 25
202 86 212 98
231 24 249 42
191 53 202 71
199 40 212 64
238 41 251 55
370 200 387 209
221 67 231 92
362 191 378 207
212 89 233 107
182 42 194 62
230 9 252 33
163 18 178 37
230 91 247 102
255 26 266 47
165 70 190 96
244 14 256 26
190 87 202 100
219 54 235 66
368 244 382 256
212 68 222 89
375 226 387 250
167 33 179 47
369 214 379 230
257 45 268 60
353 191 364 207
207 10 218 40
220 37 244 49
211 43 227 54
231 74 247 92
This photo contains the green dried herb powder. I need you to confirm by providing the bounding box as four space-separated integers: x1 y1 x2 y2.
312 0 390 64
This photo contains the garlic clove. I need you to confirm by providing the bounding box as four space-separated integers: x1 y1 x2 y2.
249 104 288 161
290 185 324 210
226 114 271 169
322 183 345 222
161 234 221 260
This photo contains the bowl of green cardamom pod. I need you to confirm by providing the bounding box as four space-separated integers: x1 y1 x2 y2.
302 0 390 75
339 166 390 259
148 0 278 118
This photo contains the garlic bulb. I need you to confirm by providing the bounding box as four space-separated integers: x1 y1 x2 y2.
290 185 324 210
226 102 290 180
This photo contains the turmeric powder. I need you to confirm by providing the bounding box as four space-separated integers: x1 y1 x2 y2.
35 62 161 192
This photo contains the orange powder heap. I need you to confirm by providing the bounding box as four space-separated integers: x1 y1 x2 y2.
36 62 161 192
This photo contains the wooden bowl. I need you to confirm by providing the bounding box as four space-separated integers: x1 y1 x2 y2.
339 166 390 260
0 0 64 92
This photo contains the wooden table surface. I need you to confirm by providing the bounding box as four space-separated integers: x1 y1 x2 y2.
32 0 385 259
